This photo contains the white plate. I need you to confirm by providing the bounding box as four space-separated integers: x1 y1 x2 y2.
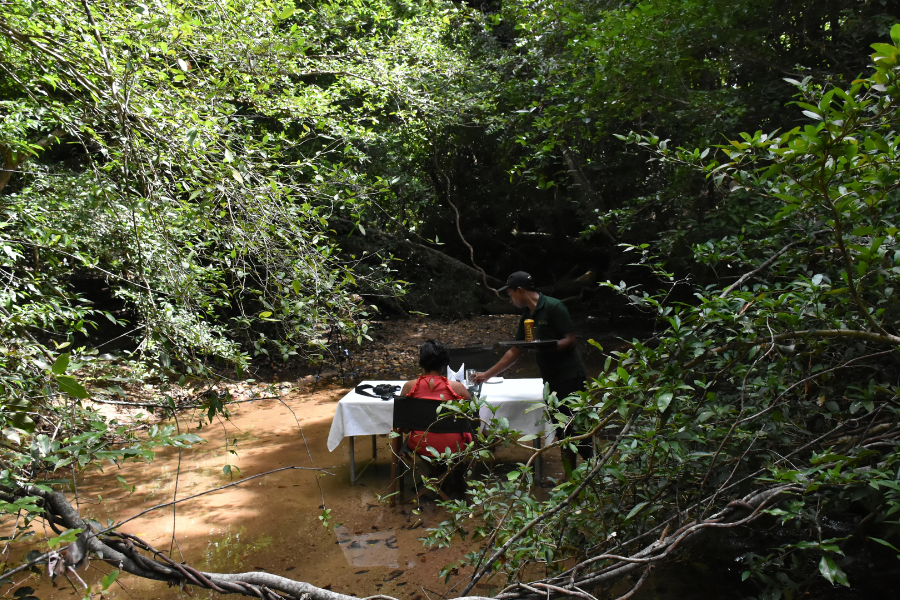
485 377 504 384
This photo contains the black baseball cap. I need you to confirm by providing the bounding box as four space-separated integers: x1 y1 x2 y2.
498 271 536 292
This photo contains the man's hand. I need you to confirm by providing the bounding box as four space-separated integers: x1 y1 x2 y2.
474 347 521 383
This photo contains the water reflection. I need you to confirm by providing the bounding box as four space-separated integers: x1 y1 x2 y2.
334 525 399 568
203 525 274 572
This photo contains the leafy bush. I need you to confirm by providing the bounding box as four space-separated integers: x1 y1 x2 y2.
427 25 900 600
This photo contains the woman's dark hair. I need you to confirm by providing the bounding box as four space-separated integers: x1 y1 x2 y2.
419 338 450 372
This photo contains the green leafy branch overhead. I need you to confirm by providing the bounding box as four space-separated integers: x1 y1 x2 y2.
423 24 900 600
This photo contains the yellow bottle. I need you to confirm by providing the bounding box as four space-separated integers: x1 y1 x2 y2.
524 319 535 342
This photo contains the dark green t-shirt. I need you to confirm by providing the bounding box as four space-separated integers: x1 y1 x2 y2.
515 293 587 385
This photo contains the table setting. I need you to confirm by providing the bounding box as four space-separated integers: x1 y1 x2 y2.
327 377 552 484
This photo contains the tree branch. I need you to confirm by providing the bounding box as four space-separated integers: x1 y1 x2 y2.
559 144 615 245
719 239 801 298
683 328 900 370
438 169 500 297
332 217 503 286
461 406 646 595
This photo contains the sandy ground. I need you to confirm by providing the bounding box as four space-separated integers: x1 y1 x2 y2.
9 314 640 600
16 382 563 600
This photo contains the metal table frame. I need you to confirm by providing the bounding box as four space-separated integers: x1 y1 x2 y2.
348 434 379 485
348 435 544 485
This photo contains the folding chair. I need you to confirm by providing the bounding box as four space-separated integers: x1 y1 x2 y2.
389 396 477 506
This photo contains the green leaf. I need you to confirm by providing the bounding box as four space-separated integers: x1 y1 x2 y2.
871 43 898 55
47 528 83 548
656 392 673 411
697 410 715 423
278 5 295 19
870 537 900 553
625 501 648 520
260 311 273 318
51 353 70 375
101 569 120 591
818 555 849 586
56 376 88 399
10 412 35 432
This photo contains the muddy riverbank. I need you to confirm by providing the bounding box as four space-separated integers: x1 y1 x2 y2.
14 314 587 600
11 312 897 600
24 384 545 600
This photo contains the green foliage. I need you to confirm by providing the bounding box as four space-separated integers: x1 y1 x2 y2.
0 0 482 587
4 0 900 597
425 27 900 599
1 0 444 372
427 0 900 262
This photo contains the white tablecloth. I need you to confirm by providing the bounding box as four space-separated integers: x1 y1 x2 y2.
327 378 551 451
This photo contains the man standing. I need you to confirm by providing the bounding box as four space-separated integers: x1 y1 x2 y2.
474 271 590 476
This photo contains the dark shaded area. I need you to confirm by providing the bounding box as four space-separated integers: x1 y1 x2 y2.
65 277 137 352
355 0 900 319
632 523 900 600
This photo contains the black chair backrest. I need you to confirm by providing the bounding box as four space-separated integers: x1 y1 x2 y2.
448 345 496 373
393 396 475 434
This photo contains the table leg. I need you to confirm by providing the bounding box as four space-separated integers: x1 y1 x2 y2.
349 436 357 484
390 430 400 507
349 435 379 485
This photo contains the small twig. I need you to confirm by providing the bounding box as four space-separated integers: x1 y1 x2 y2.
719 237 810 298
87 396 279 410
613 566 651 600
434 150 498 296
274 396 328 516
169 406 182 557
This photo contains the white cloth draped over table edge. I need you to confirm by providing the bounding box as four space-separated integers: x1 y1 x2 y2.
326 378 553 452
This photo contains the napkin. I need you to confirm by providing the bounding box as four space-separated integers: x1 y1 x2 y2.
447 363 465 383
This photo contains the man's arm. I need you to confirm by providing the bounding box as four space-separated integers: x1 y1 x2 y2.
474 347 522 383
555 332 577 351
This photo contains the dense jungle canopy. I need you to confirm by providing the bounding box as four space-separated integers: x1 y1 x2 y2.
4 0 900 599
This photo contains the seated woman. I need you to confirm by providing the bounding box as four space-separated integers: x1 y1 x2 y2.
399 339 472 455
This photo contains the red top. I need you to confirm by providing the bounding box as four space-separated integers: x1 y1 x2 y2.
406 375 472 456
